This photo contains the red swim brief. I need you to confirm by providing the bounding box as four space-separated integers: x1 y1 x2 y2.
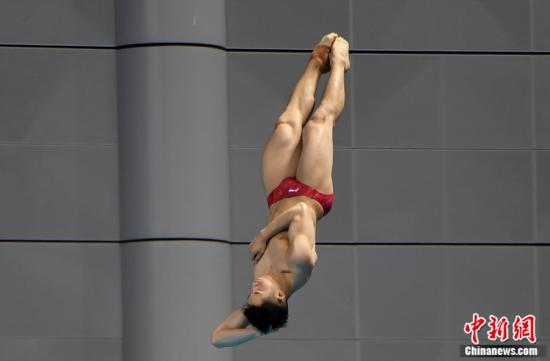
266 177 334 215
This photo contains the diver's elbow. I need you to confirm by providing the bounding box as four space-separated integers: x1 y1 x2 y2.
211 341 224 348
210 330 223 348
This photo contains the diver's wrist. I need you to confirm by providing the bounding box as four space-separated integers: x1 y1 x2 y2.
258 227 269 243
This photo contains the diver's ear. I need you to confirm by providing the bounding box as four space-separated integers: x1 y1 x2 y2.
277 290 285 303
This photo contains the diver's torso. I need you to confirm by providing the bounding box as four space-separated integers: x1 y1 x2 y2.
253 197 319 297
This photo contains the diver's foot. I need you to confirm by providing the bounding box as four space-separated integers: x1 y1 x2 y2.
310 32 338 73
330 36 350 72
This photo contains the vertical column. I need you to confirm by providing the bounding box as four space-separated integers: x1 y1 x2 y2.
116 1 231 360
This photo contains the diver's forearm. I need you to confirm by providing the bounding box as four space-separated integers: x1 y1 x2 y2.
259 203 304 242
211 327 261 348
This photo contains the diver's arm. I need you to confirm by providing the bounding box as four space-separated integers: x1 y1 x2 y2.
249 202 306 263
287 202 317 264
256 202 305 244
211 308 262 348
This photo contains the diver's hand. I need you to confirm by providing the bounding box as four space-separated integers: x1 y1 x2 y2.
248 231 267 264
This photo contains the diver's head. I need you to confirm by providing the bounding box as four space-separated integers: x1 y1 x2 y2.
242 275 288 334
247 275 286 306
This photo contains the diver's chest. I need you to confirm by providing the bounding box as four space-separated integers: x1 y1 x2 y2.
254 234 289 272
266 234 289 255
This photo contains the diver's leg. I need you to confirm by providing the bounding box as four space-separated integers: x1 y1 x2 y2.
261 33 338 195
296 36 350 194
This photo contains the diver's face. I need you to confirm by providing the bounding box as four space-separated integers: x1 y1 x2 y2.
247 276 282 306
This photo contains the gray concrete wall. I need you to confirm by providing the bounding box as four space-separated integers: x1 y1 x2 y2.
0 0 548 361
0 1 121 360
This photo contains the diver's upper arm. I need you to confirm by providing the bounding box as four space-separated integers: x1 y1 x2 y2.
211 308 260 348
287 202 316 264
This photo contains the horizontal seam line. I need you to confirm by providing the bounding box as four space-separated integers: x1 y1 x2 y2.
1 239 549 246
231 147 550 151
1 43 550 55
0 142 117 147
0 336 122 340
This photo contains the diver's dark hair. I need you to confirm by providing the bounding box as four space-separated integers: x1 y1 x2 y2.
242 300 288 335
